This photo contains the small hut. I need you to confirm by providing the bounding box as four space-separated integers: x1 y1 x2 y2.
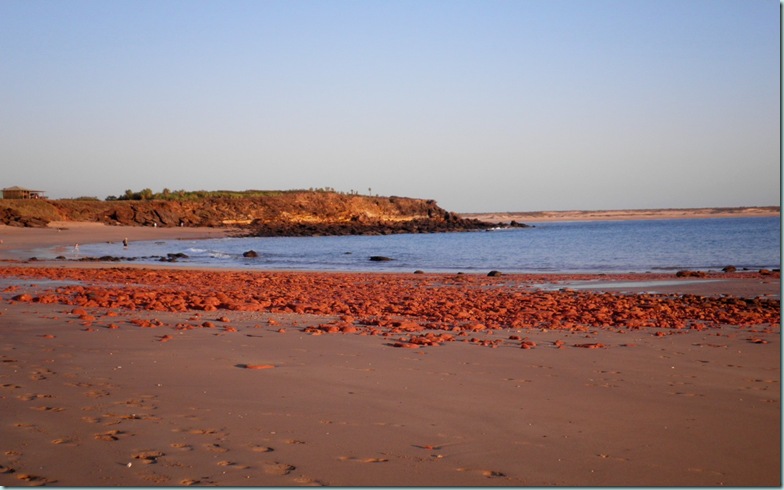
1 186 47 199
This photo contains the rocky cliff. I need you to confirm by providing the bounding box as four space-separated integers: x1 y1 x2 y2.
0 192 493 235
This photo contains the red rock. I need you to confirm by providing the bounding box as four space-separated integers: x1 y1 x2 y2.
244 364 275 369
573 343 606 349
392 342 419 349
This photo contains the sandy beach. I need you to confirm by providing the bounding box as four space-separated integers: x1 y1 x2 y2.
0 222 236 262
0 224 779 486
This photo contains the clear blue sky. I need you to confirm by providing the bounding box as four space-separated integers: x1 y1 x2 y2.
0 0 779 212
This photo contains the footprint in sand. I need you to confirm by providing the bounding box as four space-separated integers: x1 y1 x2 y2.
29 368 55 381
139 473 170 484
94 429 130 441
121 396 158 409
103 412 155 422
51 437 77 446
262 462 296 475
17 393 53 401
84 389 111 398
249 445 274 453
65 381 93 388
457 467 507 478
16 473 57 485
30 406 65 412
170 442 193 451
291 475 328 486
182 428 219 435
131 450 165 464
202 443 228 453
338 456 389 463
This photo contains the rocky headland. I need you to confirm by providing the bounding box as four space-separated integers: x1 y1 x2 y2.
0 192 494 236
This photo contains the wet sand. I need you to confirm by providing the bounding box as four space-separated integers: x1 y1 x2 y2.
0 222 235 262
0 224 780 486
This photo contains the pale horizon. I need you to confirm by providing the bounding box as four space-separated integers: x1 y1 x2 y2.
1 0 779 213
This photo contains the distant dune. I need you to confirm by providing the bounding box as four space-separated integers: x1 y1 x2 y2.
462 206 780 224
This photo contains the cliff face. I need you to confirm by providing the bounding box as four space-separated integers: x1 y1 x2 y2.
0 192 492 235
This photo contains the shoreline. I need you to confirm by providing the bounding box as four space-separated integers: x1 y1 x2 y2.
1 203 779 262
1 219 779 276
0 221 237 261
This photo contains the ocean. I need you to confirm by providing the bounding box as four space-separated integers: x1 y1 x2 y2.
54 216 780 274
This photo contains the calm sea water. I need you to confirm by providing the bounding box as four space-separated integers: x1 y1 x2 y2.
57 217 780 274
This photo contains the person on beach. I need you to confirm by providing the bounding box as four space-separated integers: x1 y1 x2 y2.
123 237 128 248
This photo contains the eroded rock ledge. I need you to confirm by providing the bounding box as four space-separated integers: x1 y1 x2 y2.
0 191 496 236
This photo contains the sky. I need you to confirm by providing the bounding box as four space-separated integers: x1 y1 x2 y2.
0 0 779 213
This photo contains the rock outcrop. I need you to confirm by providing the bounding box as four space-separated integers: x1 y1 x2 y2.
0 191 496 236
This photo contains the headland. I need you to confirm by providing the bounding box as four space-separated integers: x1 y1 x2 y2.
0 191 492 236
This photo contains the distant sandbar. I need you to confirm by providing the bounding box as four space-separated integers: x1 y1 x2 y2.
462 206 780 224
